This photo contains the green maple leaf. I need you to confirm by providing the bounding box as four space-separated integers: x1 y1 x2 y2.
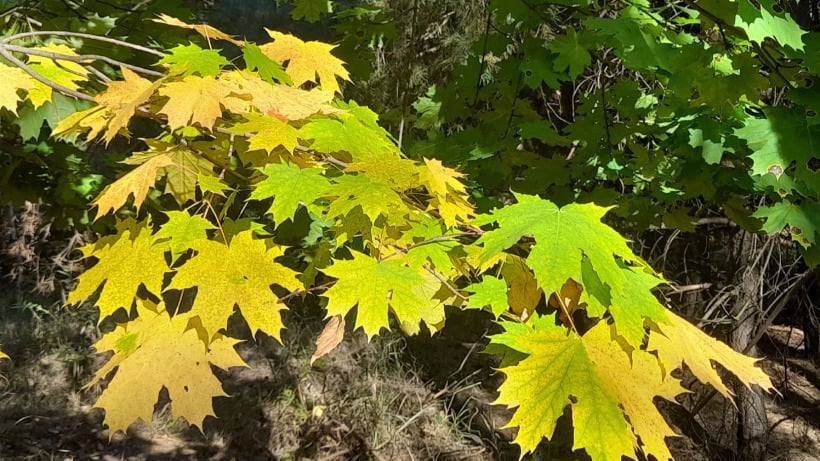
68 222 169 321
243 43 291 84
321 251 443 339
291 0 332 22
753 201 820 248
197 173 232 197
299 114 400 162
551 29 591 79
473 194 666 346
166 230 300 341
398 214 459 273
89 301 246 434
154 211 215 262
735 0 806 51
491 316 685 460
735 107 820 196
250 162 330 225
157 43 230 76
325 174 412 225
464 276 508 318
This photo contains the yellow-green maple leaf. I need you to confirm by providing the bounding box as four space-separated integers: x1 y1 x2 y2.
153 210 215 262
321 251 443 339
325 174 412 226
229 113 300 153
124 143 215 204
27 44 90 108
68 224 169 321
648 310 775 399
259 30 349 94
250 162 330 224
89 301 246 434
0 62 35 114
166 231 300 341
158 75 228 130
95 67 162 144
93 154 174 218
299 114 400 162
491 316 686 460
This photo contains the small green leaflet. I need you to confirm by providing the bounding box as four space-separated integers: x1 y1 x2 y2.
243 43 292 84
753 201 820 248
157 43 230 76
250 162 330 225
464 276 508 318
291 0 332 22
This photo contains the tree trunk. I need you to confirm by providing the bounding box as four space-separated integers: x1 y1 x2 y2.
729 231 768 461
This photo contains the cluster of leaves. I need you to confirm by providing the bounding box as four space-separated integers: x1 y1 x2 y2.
1 12 777 461
302 0 820 266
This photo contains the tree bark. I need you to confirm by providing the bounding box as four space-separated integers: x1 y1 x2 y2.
729 231 768 461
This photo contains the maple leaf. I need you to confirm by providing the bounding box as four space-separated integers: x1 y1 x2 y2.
158 75 229 130
95 67 163 144
0 62 35 114
347 159 420 191
243 43 291 84
89 301 246 434
157 43 230 76
219 70 337 120
299 114 400 162
197 173 232 197
753 201 819 248
124 143 215 204
417 158 474 226
551 29 592 78
311 314 345 364
166 231 300 341
68 223 169 321
229 113 300 153
26 44 90 108
491 316 686 460
152 14 243 46
464 276 508 318
153 210 215 262
325 174 412 225
397 214 460 274
321 251 443 339
250 162 330 225
259 30 350 94
648 310 774 399
473 194 663 346
291 0 332 22
52 105 109 141
93 153 174 217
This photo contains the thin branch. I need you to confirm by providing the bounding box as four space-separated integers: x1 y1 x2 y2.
0 30 166 57
0 46 94 102
3 44 164 77
423 263 468 301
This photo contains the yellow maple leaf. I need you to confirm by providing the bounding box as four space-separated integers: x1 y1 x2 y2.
259 30 350 94
166 231 300 341
68 224 169 321
52 106 110 141
89 301 246 434
0 62 35 114
152 14 243 46
648 310 775 399
27 44 90 108
158 75 229 130
418 158 474 226
93 154 174 218
219 70 339 120
96 67 162 144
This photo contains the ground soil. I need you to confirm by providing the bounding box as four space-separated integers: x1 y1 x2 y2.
1 306 818 460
